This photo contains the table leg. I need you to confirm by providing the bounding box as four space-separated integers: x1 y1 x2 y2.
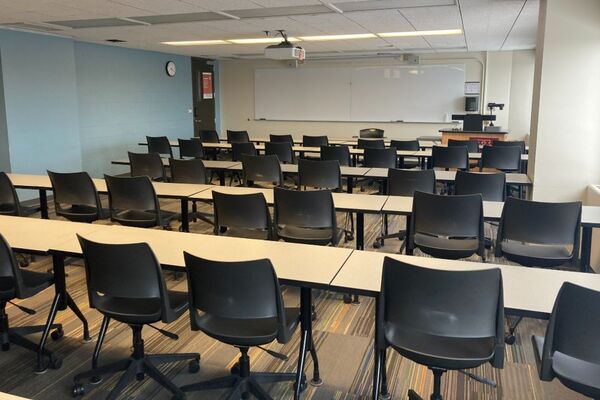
295 287 320 399
581 226 593 273
39 189 48 219
372 296 382 400
356 212 364 250
347 177 353 194
180 199 189 232
219 171 225 186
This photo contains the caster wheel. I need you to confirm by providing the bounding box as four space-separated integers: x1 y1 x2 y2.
188 358 200 373
49 357 62 370
345 233 354 241
505 335 516 345
51 328 64 341
72 383 85 398
89 375 102 385
373 241 381 249
343 294 352 304
19 259 30 268
230 362 240 375
2 342 9 351
136 372 145 381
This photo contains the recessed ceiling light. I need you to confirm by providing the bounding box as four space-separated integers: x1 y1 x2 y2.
162 40 229 46
228 37 300 44
299 33 376 41
378 29 463 38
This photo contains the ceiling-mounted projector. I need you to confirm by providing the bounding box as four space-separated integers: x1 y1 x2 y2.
263 30 305 61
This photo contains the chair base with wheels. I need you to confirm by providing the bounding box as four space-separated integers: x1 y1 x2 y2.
72 324 199 399
181 346 302 400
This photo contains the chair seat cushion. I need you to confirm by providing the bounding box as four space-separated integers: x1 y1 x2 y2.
57 205 106 222
112 209 177 228
195 307 300 347
221 227 270 240
413 233 479 259
385 325 496 370
96 290 187 324
277 225 334 245
500 240 572 267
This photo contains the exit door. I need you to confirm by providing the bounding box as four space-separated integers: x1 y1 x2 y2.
191 57 216 135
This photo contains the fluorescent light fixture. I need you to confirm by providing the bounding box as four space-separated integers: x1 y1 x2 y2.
299 33 376 41
228 37 299 44
378 29 463 38
162 40 229 46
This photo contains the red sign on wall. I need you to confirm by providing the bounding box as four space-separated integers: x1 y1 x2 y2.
202 72 213 99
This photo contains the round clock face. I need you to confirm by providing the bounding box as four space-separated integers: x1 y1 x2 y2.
166 61 176 77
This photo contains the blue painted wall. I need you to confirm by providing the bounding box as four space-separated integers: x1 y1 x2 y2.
0 50 9 172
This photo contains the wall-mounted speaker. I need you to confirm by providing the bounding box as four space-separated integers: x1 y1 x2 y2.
465 96 479 112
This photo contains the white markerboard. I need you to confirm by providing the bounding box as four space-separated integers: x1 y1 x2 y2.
254 64 465 123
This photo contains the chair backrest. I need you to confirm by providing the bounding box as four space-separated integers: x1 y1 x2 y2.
265 142 295 164
387 169 435 196
455 171 506 201
0 172 21 216
231 142 257 161
320 145 351 166
184 254 286 338
178 138 205 159
168 158 208 184
493 140 526 154
497 197 581 248
269 134 294 143
432 145 469 170
481 145 521 172
146 136 173 158
241 154 283 186
274 187 336 231
298 159 341 190
128 151 165 181
359 128 384 138
0 232 26 299
448 139 480 153
78 236 172 321
199 130 220 143
411 191 483 239
104 174 160 219
538 282 600 381
47 170 102 214
364 148 397 168
358 138 385 149
213 191 271 236
227 130 250 143
390 140 419 151
302 135 329 147
380 257 504 368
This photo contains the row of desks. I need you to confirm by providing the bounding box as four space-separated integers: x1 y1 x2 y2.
1 215 599 399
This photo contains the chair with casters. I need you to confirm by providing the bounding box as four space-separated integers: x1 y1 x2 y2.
320 145 351 166
390 140 419 168
432 145 469 171
302 135 329 147
146 136 173 158
104 174 178 229
373 169 436 251
230 142 258 185
274 187 340 246
47 171 107 223
180 255 308 399
362 147 397 193
375 257 504 400
128 152 166 182
227 130 250 143
265 142 295 164
493 140 526 154
359 128 384 138
242 154 283 188
0 232 63 373
495 197 582 345
71 237 200 400
168 158 213 227
269 134 294 143
199 130 220 160
448 138 480 153
532 282 600 399
357 138 385 149
481 145 521 172
178 138 205 159
407 191 485 260
213 191 272 240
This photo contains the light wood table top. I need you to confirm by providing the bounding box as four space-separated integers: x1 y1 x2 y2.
226 163 370 178
7 174 53 190
0 391 32 400
382 195 505 219
413 149 529 161
363 169 532 186
111 159 240 170
331 250 600 316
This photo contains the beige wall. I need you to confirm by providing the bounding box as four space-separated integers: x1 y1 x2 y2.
508 50 535 139
484 51 513 130
219 50 534 141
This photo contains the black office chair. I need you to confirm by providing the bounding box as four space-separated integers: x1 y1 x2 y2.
321 145 351 166
274 187 340 246
408 191 485 260
213 191 272 240
376 257 504 400
358 138 385 149
432 145 469 171
532 282 600 399
265 142 295 164
146 136 173 158
481 145 521 172
227 130 250 143
448 139 480 153
178 138 205 159
180 255 302 399
230 142 258 185
0 172 39 217
104 174 178 229
0 232 62 372
455 171 506 201
47 171 106 223
493 140 526 154
169 158 212 227
390 140 419 168
373 169 436 251
359 128 384 138
242 154 283 188
199 130 220 160
71 237 200 399
269 134 294 143
128 152 166 182
362 148 397 193
495 197 582 345
302 135 329 147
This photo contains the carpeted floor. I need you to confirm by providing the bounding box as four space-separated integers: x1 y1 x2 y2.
0 191 586 400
